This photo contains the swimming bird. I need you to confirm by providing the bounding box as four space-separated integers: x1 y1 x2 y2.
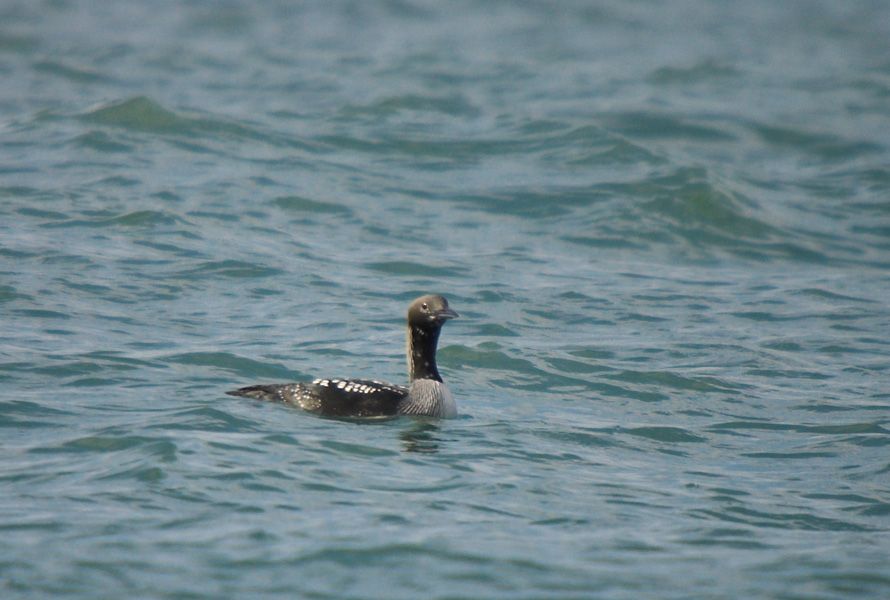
226 295 459 418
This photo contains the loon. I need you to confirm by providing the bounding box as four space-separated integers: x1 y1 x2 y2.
226 295 459 418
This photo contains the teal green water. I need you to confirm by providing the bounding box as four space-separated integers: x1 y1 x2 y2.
2 1 890 598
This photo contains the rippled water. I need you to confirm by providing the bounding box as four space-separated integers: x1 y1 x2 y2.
2 1 890 598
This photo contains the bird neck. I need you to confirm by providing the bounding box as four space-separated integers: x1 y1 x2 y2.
406 324 442 382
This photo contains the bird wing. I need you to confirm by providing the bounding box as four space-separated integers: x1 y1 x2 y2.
227 378 409 418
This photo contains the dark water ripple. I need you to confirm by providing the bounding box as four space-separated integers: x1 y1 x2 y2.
3 0 890 598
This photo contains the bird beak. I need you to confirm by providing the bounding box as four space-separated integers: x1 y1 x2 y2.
435 307 459 321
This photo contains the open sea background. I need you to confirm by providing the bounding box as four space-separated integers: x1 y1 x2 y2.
2 1 890 598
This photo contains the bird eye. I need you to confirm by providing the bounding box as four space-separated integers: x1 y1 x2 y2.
421 303 429 311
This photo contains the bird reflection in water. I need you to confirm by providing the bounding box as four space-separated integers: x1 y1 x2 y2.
400 421 443 453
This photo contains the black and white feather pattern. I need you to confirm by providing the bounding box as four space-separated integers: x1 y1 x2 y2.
230 379 408 418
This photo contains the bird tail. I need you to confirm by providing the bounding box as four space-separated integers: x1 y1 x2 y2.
225 384 285 401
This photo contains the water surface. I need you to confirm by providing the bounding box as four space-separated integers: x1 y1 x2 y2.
2 1 890 598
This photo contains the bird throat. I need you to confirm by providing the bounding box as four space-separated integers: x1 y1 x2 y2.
406 324 442 382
